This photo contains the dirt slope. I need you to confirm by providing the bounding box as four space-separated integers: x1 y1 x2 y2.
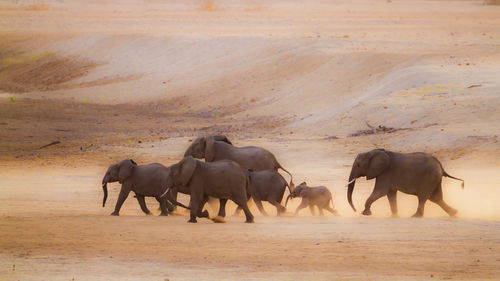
1 0 500 280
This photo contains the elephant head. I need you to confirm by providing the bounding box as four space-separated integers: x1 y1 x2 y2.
183 135 232 160
285 182 308 207
347 149 390 211
166 156 198 190
101 159 137 207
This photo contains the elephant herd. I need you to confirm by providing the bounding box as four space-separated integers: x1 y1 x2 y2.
101 135 465 223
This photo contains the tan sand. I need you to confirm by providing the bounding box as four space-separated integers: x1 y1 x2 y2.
1 0 499 280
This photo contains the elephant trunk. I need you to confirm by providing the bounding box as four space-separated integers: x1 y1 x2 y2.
102 174 109 207
285 194 293 207
347 168 358 212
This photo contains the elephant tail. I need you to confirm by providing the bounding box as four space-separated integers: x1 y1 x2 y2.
277 164 294 190
443 171 465 189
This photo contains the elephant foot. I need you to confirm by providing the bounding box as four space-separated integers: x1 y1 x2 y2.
362 209 372 216
211 216 226 223
390 214 399 218
411 212 423 218
198 210 209 218
110 212 119 216
188 218 197 223
448 209 458 217
159 212 169 216
245 218 254 223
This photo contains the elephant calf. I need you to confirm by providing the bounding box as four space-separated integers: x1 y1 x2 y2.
102 159 188 216
285 182 338 216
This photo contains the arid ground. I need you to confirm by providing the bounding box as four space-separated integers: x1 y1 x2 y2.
1 0 500 280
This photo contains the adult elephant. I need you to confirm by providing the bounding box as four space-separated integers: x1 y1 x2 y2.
183 135 294 189
347 149 464 217
102 159 188 216
161 156 254 223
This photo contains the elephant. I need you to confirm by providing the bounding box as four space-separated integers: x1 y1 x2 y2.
183 135 294 190
162 156 254 223
235 170 291 216
347 149 464 217
102 159 188 216
285 182 338 216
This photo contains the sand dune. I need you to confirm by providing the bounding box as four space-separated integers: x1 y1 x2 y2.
1 0 499 280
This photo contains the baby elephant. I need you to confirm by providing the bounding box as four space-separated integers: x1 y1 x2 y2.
285 182 338 216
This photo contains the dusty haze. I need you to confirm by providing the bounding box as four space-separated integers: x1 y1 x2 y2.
1 0 499 280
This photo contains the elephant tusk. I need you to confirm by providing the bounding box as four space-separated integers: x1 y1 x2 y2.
160 187 170 198
345 178 356 187
102 183 106 187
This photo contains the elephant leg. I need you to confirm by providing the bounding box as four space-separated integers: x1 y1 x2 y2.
232 196 254 223
253 199 269 216
268 200 286 215
156 196 169 216
387 190 398 217
233 206 242 216
309 205 316 216
111 185 131 216
217 198 228 217
430 187 457 217
197 196 209 218
135 194 151 215
318 207 325 216
294 199 308 216
412 196 427 217
363 184 388 216
325 206 339 216
232 197 251 217
188 190 204 223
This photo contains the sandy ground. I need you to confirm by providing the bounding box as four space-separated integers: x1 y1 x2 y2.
1 0 500 280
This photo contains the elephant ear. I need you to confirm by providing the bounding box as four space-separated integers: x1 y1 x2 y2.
299 187 309 197
118 159 135 183
205 136 217 162
212 135 232 145
184 136 206 158
179 156 197 186
366 150 390 180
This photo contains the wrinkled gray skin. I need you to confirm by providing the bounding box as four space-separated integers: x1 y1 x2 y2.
347 149 465 217
285 182 338 216
102 159 188 216
235 170 291 216
164 156 254 223
184 135 294 191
